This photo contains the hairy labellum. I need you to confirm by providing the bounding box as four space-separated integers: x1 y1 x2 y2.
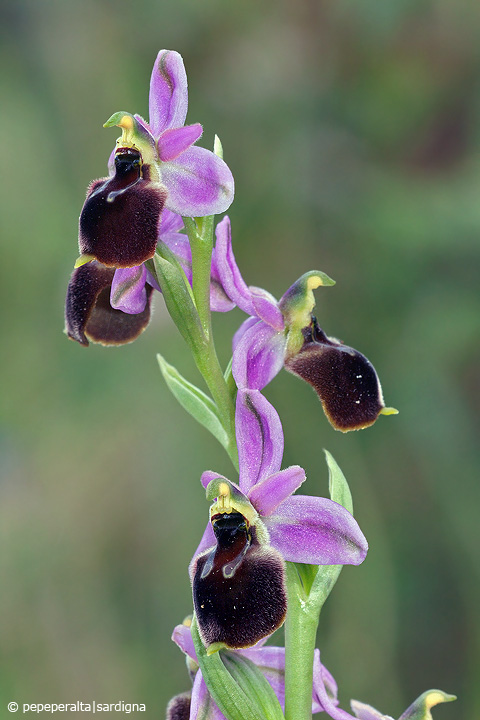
192 512 287 650
65 262 153 346
285 319 386 432
166 692 191 720
79 148 167 268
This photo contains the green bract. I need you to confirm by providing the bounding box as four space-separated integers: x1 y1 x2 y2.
157 355 230 452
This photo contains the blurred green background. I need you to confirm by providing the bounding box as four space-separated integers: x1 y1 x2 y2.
1 0 479 717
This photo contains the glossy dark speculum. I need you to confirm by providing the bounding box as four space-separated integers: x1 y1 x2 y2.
65 262 153 346
193 513 287 650
79 148 167 268
285 318 384 431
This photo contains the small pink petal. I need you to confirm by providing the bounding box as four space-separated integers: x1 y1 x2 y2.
248 466 306 517
250 287 284 331
171 624 197 663
110 266 148 315
158 123 203 161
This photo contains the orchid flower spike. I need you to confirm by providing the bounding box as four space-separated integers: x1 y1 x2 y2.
190 389 368 651
214 216 398 432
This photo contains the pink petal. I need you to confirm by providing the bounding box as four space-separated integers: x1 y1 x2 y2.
145 268 161 293
110 265 148 315
210 280 236 313
162 146 234 217
314 657 357 720
190 670 224 720
160 232 193 284
171 624 197 663
232 320 285 390
233 317 260 351
351 700 393 720
236 389 284 493
264 495 368 566
158 208 184 235
214 216 255 315
313 651 340 714
210 241 237 312
149 50 188 135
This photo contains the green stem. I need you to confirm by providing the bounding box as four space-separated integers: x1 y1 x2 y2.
195 343 238 469
184 216 238 470
284 563 319 720
187 215 214 339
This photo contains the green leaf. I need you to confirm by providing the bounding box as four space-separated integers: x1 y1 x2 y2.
156 241 197 302
182 216 202 242
191 617 282 720
224 356 238 400
324 449 353 514
223 653 285 720
307 451 355 609
214 134 224 159
153 246 205 353
295 563 318 597
157 355 229 452
308 564 344 610
195 214 214 238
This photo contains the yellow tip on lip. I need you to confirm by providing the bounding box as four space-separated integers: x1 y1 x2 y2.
206 642 226 656
74 254 95 268
380 406 399 416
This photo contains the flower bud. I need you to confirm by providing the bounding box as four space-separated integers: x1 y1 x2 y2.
398 689 456 720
